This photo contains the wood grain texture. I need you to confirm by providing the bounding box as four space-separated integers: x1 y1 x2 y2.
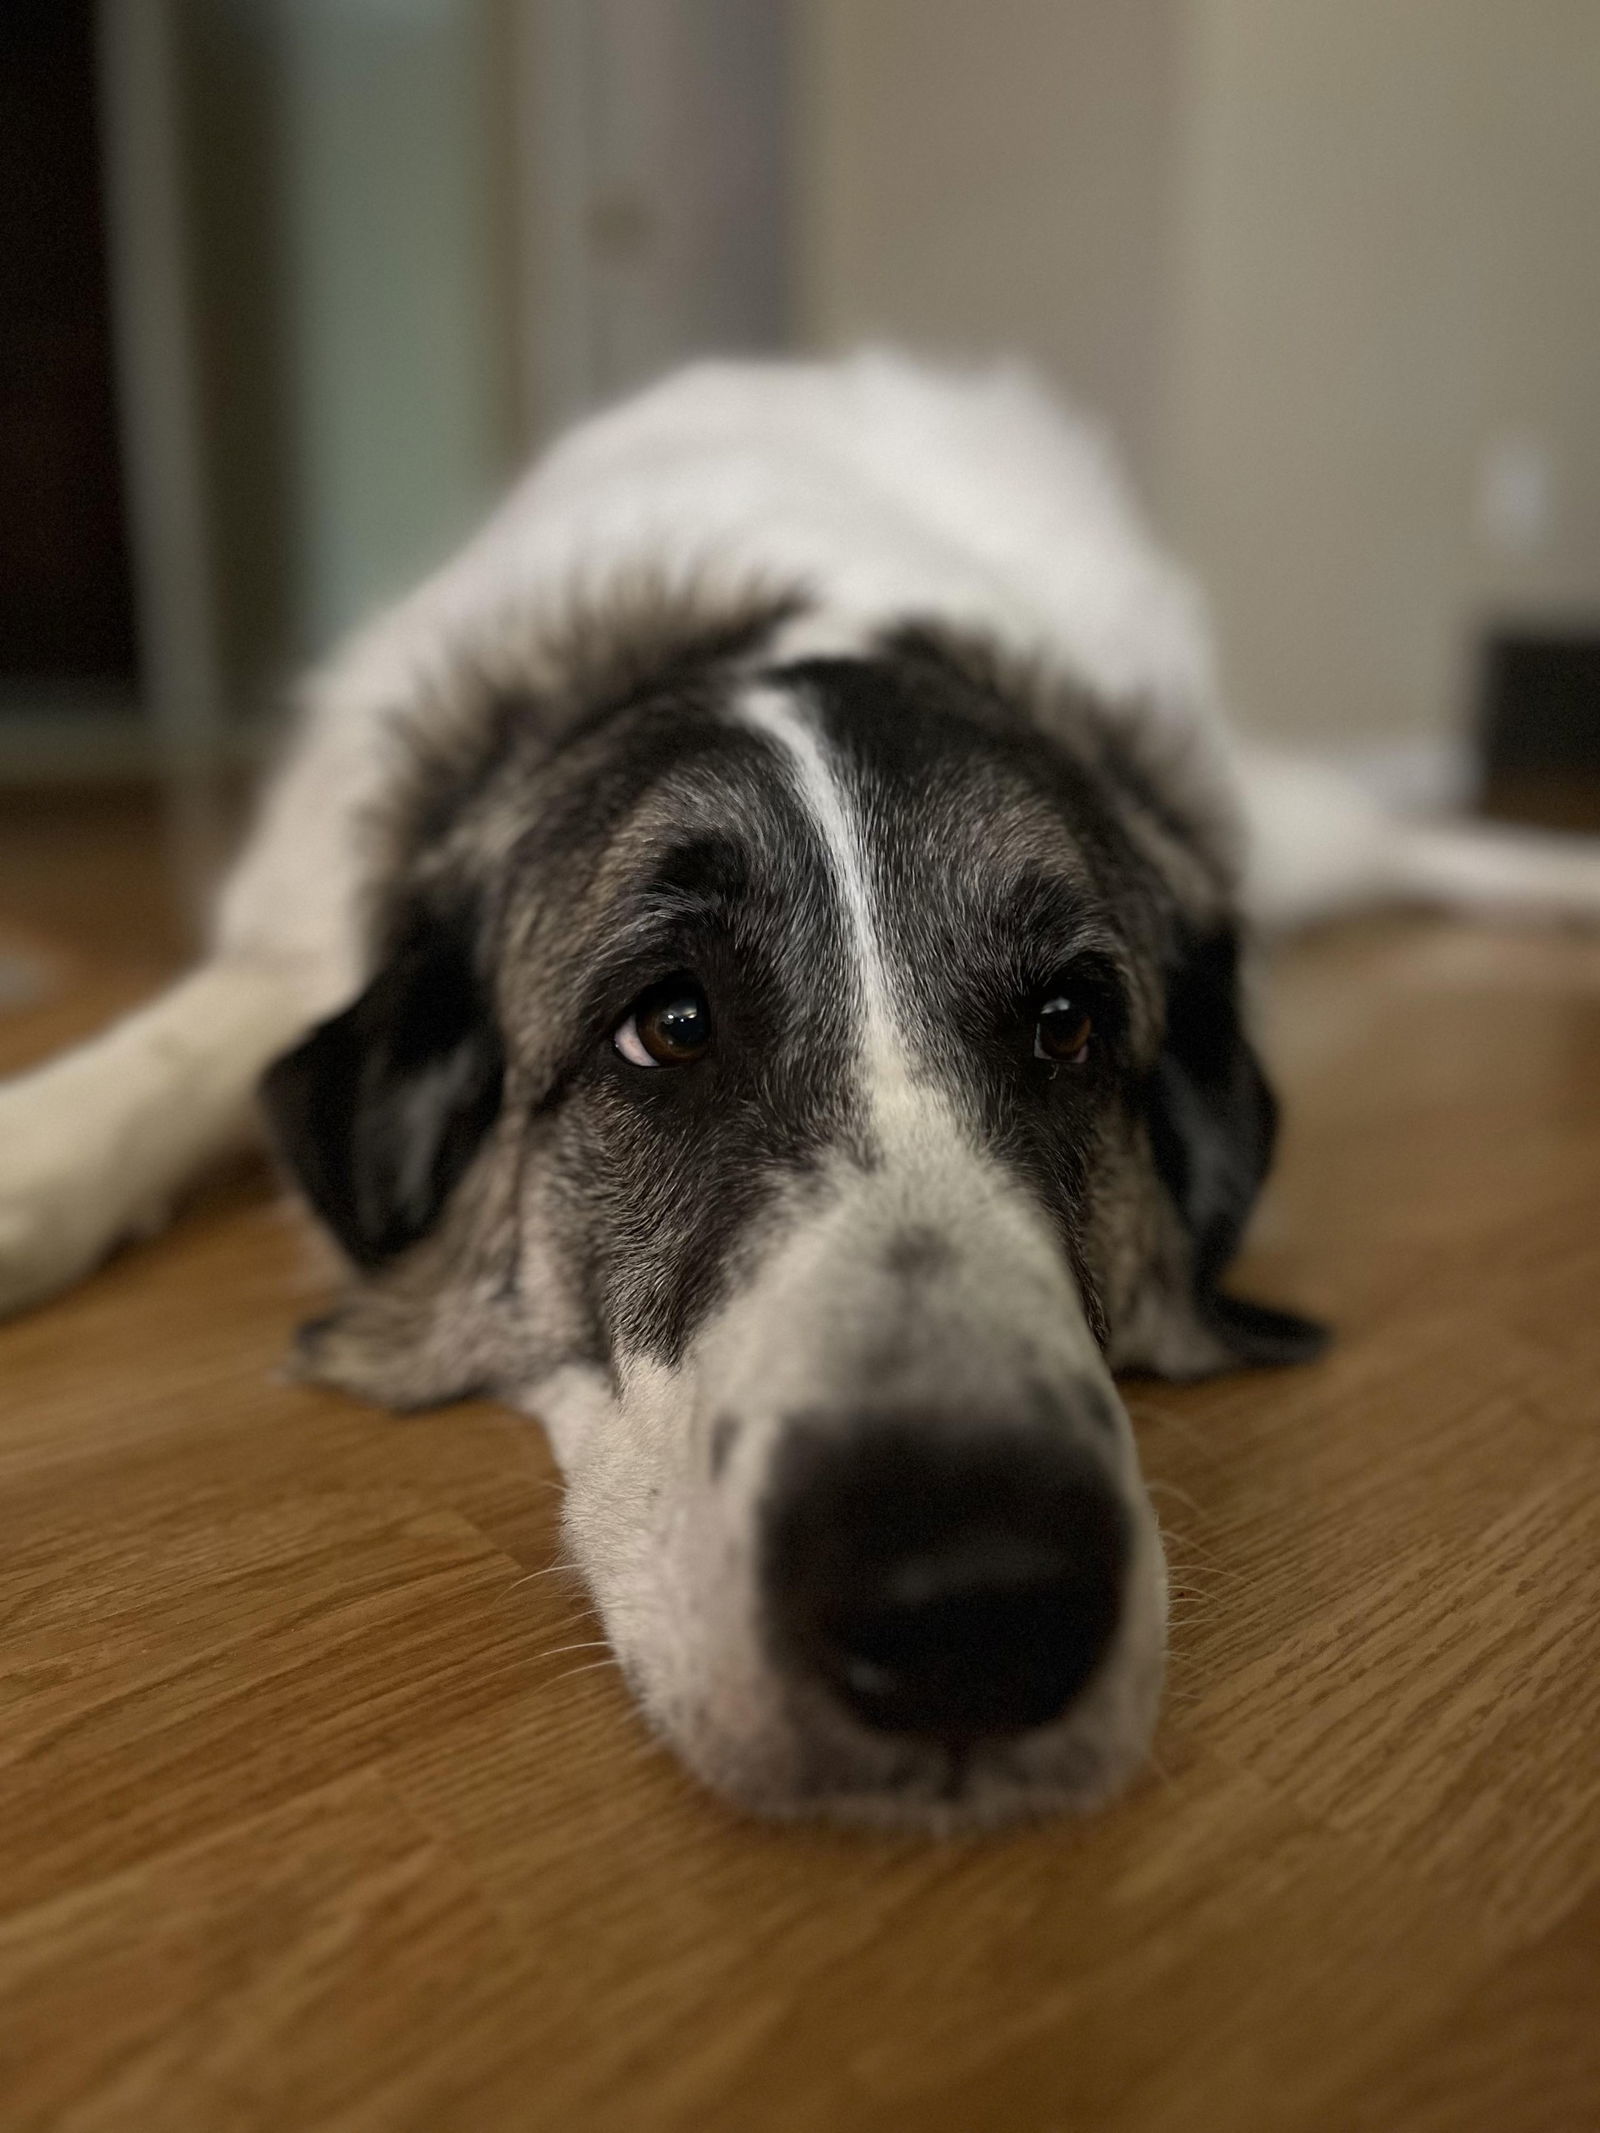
2 794 1597 2133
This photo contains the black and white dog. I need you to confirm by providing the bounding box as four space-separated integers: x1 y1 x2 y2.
4 356 1597 1825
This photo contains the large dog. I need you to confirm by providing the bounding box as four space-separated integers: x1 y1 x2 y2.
4 356 1598 1826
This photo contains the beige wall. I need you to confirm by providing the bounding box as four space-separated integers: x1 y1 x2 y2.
799 0 1600 749
1170 0 1600 746
799 0 1184 499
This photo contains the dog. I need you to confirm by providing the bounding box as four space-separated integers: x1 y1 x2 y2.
5 354 1599 1827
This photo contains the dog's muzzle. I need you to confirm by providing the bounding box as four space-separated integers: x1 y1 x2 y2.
761 1399 1130 1749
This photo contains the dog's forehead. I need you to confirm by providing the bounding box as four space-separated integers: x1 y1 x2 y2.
795 669 1105 899
481 649 1158 1066
541 658 1108 929
501 709 830 977
740 659 1159 989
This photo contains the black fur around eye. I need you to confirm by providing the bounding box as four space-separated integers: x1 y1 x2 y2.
1034 994 1092 1064
615 978 713 1068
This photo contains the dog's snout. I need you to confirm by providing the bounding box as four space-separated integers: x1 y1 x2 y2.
763 1414 1129 1744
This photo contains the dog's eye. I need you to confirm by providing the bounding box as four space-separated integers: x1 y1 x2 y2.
1034 994 1092 1064
614 978 712 1067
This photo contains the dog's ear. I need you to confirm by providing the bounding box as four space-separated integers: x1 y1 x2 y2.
1143 925 1327 1369
261 899 505 1268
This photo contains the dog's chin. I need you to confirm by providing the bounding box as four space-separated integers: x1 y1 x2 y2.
635 1654 1167 1834
764 1751 1148 1836
672 1725 1158 1835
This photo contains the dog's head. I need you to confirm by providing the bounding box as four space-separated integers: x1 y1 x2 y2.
263 591 1322 1826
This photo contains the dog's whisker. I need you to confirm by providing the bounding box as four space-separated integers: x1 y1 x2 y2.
1147 1479 1204 1515
547 1656 626 1689
505 1562 583 1592
1161 1526 1242 1561
1162 1551 1255 1590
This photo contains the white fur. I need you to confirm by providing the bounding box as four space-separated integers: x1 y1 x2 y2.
739 682 911 1123
0 959 322 1315
1237 747 1600 930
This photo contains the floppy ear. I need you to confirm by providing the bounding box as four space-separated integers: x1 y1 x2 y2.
1143 925 1327 1369
261 900 505 1268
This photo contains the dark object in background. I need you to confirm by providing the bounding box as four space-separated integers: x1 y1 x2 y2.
1478 629 1600 834
0 0 138 689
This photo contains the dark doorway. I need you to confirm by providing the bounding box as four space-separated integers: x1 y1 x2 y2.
0 0 139 690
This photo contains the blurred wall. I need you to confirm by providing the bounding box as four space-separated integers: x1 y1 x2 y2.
800 0 1182 503
1169 0 1600 748
177 0 784 688
520 0 791 437
799 0 1600 752
177 0 522 690
270 0 521 655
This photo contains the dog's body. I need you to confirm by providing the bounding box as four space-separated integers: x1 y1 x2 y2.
5 354 1599 1826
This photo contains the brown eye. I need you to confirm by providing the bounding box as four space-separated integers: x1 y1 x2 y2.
1034 995 1092 1064
614 980 712 1067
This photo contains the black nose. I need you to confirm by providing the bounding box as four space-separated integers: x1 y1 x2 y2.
762 1417 1129 1743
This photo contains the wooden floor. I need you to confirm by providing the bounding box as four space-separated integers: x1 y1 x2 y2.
2 791 1598 2133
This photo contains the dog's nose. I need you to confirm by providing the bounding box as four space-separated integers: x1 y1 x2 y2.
762 1416 1129 1742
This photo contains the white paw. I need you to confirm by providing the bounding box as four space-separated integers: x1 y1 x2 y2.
0 1067 143 1318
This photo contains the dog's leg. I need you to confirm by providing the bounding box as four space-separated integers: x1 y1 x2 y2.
1384 816 1600 919
0 635 405 1318
1238 749 1600 930
0 955 324 1317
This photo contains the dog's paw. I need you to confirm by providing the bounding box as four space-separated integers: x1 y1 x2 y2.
0 1071 144 1318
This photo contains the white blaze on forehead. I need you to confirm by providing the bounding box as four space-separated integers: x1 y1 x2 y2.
738 681 914 1124
702 681 1118 1455
729 677 1113 1401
